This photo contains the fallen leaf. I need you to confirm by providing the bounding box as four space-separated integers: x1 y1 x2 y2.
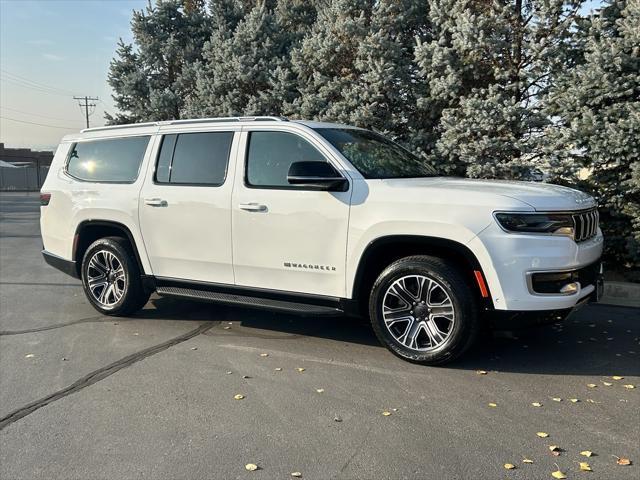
612 376 624 380
504 463 516 470
245 463 258 471
234 394 245 400
580 451 593 457
382 411 392 416
260 353 269 357
532 402 543 407
242 375 250 379
223 326 230 330
579 462 592 471
133 333 139 336
488 402 498 407
551 451 561 457
549 445 561 452
476 370 488 375
552 469 567 479
603 382 612 386
586 399 596 403
333 415 342 422
316 388 324 393
190 347 198 351
226 371 233 375
623 384 635 389
296 367 305 372
570 398 579 403
552 398 562 402
274 367 282 371
291 473 302 478
615 456 632 466
537 432 549 438
25 354 34 358
523 458 534 464
587 383 597 388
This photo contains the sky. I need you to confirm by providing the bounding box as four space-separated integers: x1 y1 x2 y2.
0 0 146 150
0 0 606 151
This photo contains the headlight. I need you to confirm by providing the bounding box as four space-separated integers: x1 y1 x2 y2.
494 212 574 237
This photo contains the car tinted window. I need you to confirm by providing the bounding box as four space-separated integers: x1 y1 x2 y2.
67 136 150 182
156 132 233 185
246 131 326 187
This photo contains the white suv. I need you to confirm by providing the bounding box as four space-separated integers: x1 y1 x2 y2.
40 116 603 364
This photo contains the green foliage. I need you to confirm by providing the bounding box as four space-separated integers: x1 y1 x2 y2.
546 0 640 273
107 0 640 276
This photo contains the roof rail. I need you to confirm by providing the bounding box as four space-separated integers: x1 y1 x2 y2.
81 116 288 133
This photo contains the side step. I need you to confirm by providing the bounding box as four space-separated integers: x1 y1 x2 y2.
156 286 344 316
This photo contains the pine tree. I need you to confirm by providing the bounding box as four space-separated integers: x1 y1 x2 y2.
414 0 583 177
546 0 640 273
106 0 211 124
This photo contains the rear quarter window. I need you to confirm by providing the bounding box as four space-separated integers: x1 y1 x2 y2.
66 136 150 183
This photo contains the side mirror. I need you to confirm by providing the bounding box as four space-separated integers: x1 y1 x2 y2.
287 161 348 191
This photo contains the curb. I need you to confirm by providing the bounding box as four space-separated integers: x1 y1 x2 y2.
600 281 640 308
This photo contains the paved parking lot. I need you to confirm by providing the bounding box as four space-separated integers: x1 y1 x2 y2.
1 192 638 480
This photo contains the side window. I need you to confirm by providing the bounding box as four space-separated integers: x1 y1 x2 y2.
67 136 150 182
246 131 327 188
155 131 233 186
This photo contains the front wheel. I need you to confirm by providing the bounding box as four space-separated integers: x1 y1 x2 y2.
369 255 479 365
81 236 149 316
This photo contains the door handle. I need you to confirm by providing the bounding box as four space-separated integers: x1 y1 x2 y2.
144 198 168 207
239 202 267 212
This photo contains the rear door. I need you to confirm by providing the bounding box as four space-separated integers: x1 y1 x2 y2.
138 127 239 284
231 127 352 298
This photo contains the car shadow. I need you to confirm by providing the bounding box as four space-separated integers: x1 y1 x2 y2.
143 297 640 377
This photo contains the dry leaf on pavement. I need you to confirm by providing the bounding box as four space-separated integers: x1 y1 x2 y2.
612 376 623 380
234 394 245 400
296 367 305 372
580 451 593 457
245 463 258 471
570 398 579 403
488 402 498 407
382 411 392 416
537 432 549 438
523 459 534 464
579 462 592 471
614 456 632 466
587 383 597 388
623 384 635 389
551 468 567 479
552 398 562 402
504 463 516 470
291 472 302 478
476 370 488 375
316 388 324 393
532 402 543 407
603 382 612 386
260 353 269 357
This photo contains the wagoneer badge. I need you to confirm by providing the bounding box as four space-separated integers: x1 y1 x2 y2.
284 262 336 271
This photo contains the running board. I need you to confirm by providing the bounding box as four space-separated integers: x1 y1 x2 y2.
156 286 344 316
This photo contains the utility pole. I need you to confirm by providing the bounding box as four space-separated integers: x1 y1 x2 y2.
73 96 98 128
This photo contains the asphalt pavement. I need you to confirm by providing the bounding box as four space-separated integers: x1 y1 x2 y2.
1 192 638 480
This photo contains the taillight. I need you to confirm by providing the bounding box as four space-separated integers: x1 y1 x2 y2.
40 192 51 206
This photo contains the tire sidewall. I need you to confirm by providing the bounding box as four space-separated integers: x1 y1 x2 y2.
81 238 133 315
369 259 475 364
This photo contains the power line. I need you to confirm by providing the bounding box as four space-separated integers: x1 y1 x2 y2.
0 105 80 123
1 69 79 96
74 96 99 128
0 115 79 130
0 75 73 97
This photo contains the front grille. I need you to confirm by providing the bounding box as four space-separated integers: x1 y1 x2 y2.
572 208 599 242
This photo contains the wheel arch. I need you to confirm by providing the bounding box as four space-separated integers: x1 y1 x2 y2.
73 220 148 278
350 235 493 315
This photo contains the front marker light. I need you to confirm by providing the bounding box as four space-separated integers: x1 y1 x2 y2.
494 212 574 237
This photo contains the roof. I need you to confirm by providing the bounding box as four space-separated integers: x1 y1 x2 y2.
78 116 356 134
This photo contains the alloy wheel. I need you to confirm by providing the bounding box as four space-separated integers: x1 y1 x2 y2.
86 250 126 308
382 275 455 351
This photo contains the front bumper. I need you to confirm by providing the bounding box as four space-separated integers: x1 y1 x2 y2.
469 221 604 311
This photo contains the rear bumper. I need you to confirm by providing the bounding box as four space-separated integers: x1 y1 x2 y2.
42 249 79 278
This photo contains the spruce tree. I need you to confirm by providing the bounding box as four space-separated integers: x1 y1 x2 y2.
106 0 211 124
546 0 640 273
414 0 583 177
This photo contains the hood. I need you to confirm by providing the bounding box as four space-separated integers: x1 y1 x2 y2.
379 177 596 212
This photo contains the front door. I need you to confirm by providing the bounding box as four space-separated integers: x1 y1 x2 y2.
232 128 351 298
139 128 239 284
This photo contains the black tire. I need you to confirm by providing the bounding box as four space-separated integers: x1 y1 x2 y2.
81 236 150 316
369 255 479 365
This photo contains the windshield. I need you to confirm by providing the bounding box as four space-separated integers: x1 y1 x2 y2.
314 128 437 179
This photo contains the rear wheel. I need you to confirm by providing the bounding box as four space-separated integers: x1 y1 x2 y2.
369 255 479 365
81 236 149 316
